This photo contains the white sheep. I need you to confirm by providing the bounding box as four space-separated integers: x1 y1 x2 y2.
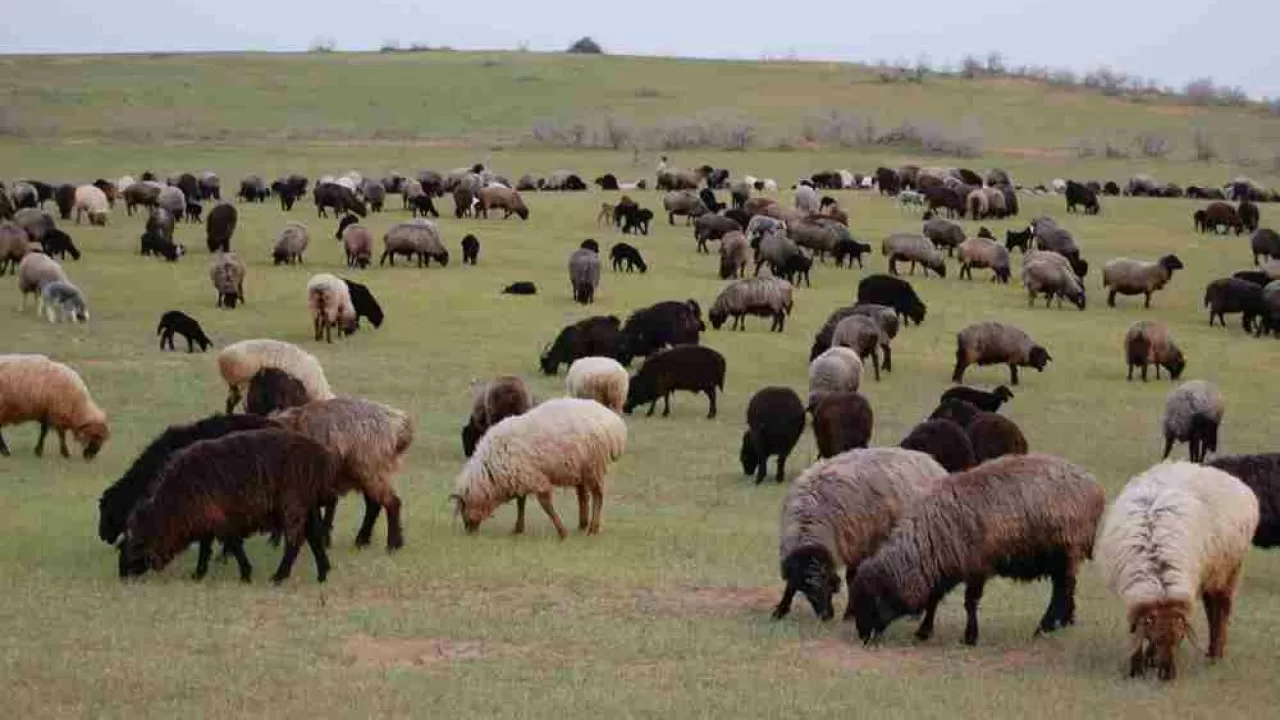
0 354 109 459
1097 461 1259 680
565 356 629 413
215 339 334 414
16 253 69 312
306 273 357 343
73 185 110 226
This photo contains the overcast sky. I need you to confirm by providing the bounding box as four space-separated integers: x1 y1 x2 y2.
4 0 1278 98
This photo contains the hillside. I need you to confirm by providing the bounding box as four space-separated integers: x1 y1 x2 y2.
3 50 1279 163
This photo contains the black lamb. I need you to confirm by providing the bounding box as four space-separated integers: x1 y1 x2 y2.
341 278 384 328
157 310 211 352
461 234 479 265
502 281 537 295
938 385 1014 413
40 228 81 261
856 274 927 325
610 243 647 273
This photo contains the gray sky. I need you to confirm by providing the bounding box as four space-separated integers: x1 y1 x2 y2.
4 0 1279 98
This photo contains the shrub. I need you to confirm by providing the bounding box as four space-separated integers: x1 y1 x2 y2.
309 37 336 53
567 37 604 54
802 110 877 148
960 55 983 79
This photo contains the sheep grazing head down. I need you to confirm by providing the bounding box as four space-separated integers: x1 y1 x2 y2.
1129 599 1194 681
1028 346 1052 372
76 421 110 460
773 546 841 621
708 306 729 330
849 561 912 643
449 492 487 534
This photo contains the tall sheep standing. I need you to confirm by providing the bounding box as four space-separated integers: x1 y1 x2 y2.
1097 462 1259 680
952 322 1051 386
0 354 110 459
1102 255 1185 308
708 276 793 332
306 273 358 342
216 338 334 414
565 357 629 413
740 386 806 484
1161 380 1225 463
452 398 626 538
568 247 601 304
773 448 948 621
210 252 246 309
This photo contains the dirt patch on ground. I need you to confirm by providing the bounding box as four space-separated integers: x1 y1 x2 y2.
995 146 1070 158
1148 105 1200 117
803 638 931 674
633 585 777 618
341 633 521 668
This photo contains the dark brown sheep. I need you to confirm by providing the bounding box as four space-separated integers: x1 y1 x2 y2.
900 418 976 472
314 184 367 219
1206 454 1280 548
461 376 533 457
810 392 874 458
741 387 806 484
539 315 624 375
205 203 237 253
245 368 311 417
966 412 1028 463
623 345 726 419
928 399 982 429
939 386 1013 413
1201 202 1244 235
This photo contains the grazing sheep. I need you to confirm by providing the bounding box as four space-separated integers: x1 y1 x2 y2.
900 418 976 472
216 339 334 414
461 234 479 265
205 203 237 253
118 428 339 584
1025 248 1089 282
1206 454 1280 548
966 189 991 220
1200 202 1244 234
14 207 55 243
1065 180 1100 214
808 304 899 370
794 185 820 214
461 376 534 457
272 222 310 265
833 238 873 269
1239 200 1260 233
1162 380 1225 463
718 231 751 279
198 172 220 201
609 243 646 273
882 234 946 277
1022 258 1087 310
709 276 793 332
850 454 1105 645
16 253 68 311
238 175 270 203
953 322 1051 386
73 185 110 226
1250 228 1280 265
693 213 743 253
1097 462 1259 680
808 347 863 408
663 190 709 225
477 186 530 220
741 387 806 484
566 357 629 413
157 186 185 222
124 182 161 215
341 223 374 269
0 354 109 460
245 368 310 417
809 392 874 459
35 227 76 262
306 273 358 343
314 184 367 219
857 274 927 325
341 278 383 329
568 248 601 304
617 300 703 365
929 399 983 429
1124 320 1185 382
452 398 626 537
38 280 89 323
788 215 853 260
361 181 386 213
210 252 246 309
922 217 965 257
752 226 803 278
273 398 414 551
967 412 1028 462
539 316 624 375
623 345 726 419
774 448 948 621
1204 277 1265 332
380 220 449 267
939 385 1013 413
1103 256 1184 308
831 315 889 380
957 236 1011 283
0 221 33 275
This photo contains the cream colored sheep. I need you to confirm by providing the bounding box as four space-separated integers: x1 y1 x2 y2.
808 346 863 407
215 339 334 413
565 356 629 413
306 273 357 343
73 185 110 226
0 354 109 459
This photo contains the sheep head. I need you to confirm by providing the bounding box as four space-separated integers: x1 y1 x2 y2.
1128 600 1193 681
774 546 840 622
1028 346 1052 371
739 432 759 477
76 421 109 460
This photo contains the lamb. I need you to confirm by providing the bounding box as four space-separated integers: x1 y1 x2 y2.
1204 277 1266 332
341 222 374 268
967 412 1028 463
16 253 69 312
380 220 449 267
773 447 948 621
568 248 601 304
957 236 1011 283
900 418 976 472
451 398 626 537
216 339 334 413
708 276 793 332
609 243 647 273
718 231 751 279
1022 258 1087 310
1162 380 1225 463
1102 256 1184 308
461 234 479 265
272 221 310 265
810 392 874 458
461 375 534 457
273 398 414 551
850 454 1105 645
856 274 928 325
73 185 110 226
833 238 873 269
882 234 946 277
623 345 726 419
477 186 530 220
38 280 89 323
662 190 709 225
539 315 624 375
205 203 237 253
1124 320 1185 382
9 182 40 211
831 315 889 380
565 356 628 414
0 354 110 460
306 273 358 343
1065 180 1100 214
210 252 246 309
118 428 340 584
1097 462 1259 680
245 368 311 416
339 278 383 329
503 281 537 295
939 385 1013 412
808 347 863 408
952 322 1051 386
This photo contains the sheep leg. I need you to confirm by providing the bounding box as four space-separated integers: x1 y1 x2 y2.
56 428 69 458
305 507 331 583
270 539 304 585
662 393 672 417
962 578 987 645
34 420 50 457
1107 290 1117 308
951 354 967 383
774 452 788 484
1143 292 1152 309
882 345 893 373
535 491 568 540
0 429 9 457
773 583 798 620
706 387 718 419
513 495 527 534
224 539 253 582
383 494 404 551
1008 364 1020 386
319 498 337 546
870 349 881 381
915 596 943 641
192 537 214 580
1162 434 1175 460
225 386 242 414
588 485 604 535
646 399 657 417
576 486 589 531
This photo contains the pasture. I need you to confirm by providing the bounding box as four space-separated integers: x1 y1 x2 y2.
3 52 1280 719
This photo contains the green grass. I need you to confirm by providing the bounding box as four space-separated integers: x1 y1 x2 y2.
3 50 1280 718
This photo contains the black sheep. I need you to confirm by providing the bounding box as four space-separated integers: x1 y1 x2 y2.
1251 228 1280 265
623 345 726 419
856 274 927 325
334 213 359 240
618 300 704 365
810 392 874 459
1206 454 1280 548
833 239 871 268
1103 181 1121 196
1233 270 1270 286
54 183 76 220
461 234 480 265
779 254 812 287
699 188 725 213
900 418 976 472
245 368 310 416
185 202 203 223
1239 201 1260 233
23 179 55 206
723 208 750 229
40 228 81 261
875 167 901 196
594 174 619 191
1204 277 1266 332
157 310 211 352
609 243 646 273
409 194 439 218
205 203 237 253
140 230 183 261
502 281 537 295
967 412 1029 463
272 182 298 210
928 399 982 429
1005 227 1033 253
314 184 366 219
623 208 653 235
176 173 201 202
580 238 600 254
1065 180 1100 215
539 315 624 374
939 385 1013 413
920 186 966 218
341 278 384 328
741 387 806 484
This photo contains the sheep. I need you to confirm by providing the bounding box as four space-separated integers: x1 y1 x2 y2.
967 412 1028 463
9 181 39 209
380 220 449 267
50 184 74 219
900 418 976 472
623 345 726 419
361 181 386 213
1249 228 1280 265
966 188 991 220
461 234 479 266
185 202 203 223
693 213 742 252
718 231 751 279
477 186 530 221
794 185 820 214
238 175 270 203
564 356 629 414
306 273 358 343
662 190 709 225
850 453 1105 645
616 300 703 365
1065 180 1100 214
939 385 1013 413
243 367 311 417
957 236 1011 283
205 203 237 253
315 184 367 219
1102 256 1184 308
752 227 803 277
857 274 927 325
461 376 534 458
13 207 55 243
452 398 626 538
831 315 889 380
708 276 793 332
568 248 601 304
0 354 110 460
809 392 874 459
216 339 334 414
929 398 983 429
1022 258 1087 310
882 234 946 277
272 398 414 551
1239 200 1260 233
1123 320 1185 382
773 447 948 621
922 216 965 257
808 347 863 408
740 387 806 484
16 253 68 312
73 185 110 226
609 243 646 273
1025 248 1089 281
39 280 89 323
833 238 872 269
503 281 537 295
1097 462 1259 680
1162 380 1225 463
953 322 1051 386
0 220 33 275
272 221 310 265
157 186 185 222
341 223 374 269
1204 277 1266 332
336 278 381 330
788 215 852 260
1200 202 1244 234
808 304 899 371
118 428 340 584
539 315 624 375
1206 454 1280 548
124 182 161 215
210 252 246 309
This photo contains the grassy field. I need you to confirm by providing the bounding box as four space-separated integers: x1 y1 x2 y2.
4 51 1280 719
